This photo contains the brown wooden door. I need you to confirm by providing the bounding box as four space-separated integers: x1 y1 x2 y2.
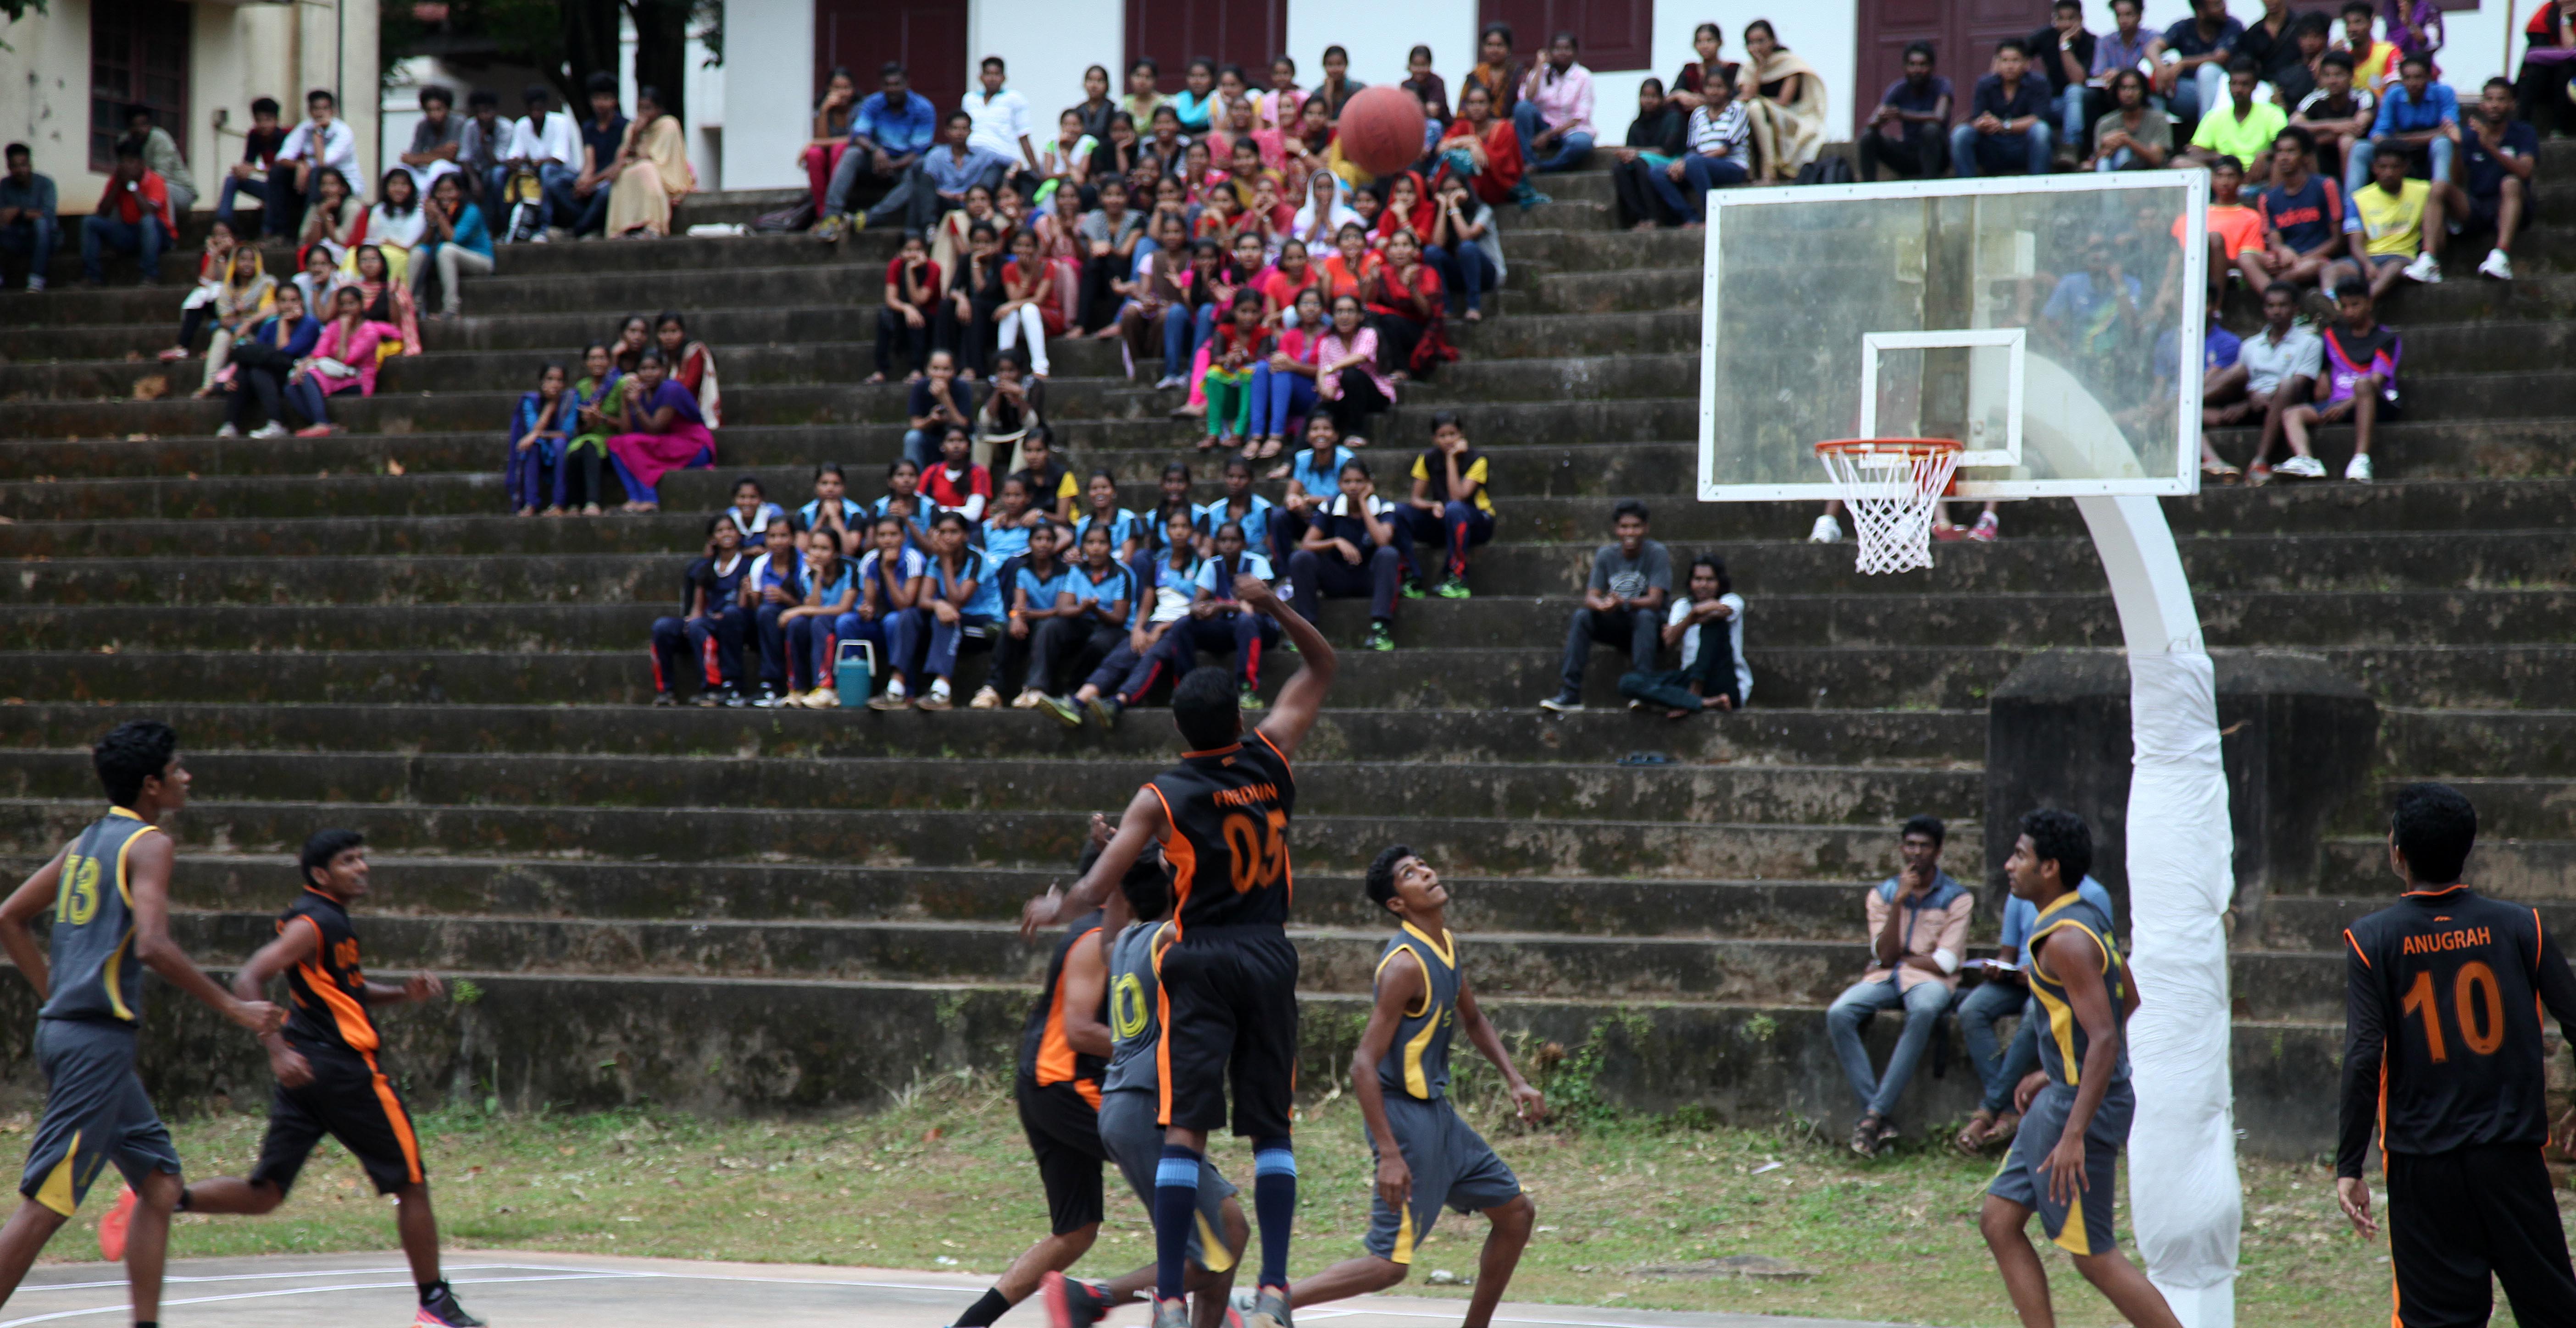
1855 0 2043 123
815 0 969 127
1125 0 1287 92
89 0 189 174
1479 0 1653 74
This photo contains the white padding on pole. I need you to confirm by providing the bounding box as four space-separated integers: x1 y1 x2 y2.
2123 649 2242 1328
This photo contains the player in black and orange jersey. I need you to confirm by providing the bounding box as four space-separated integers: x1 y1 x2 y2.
2336 783 2576 1327
1021 573 1336 1328
175 830 485 1328
0 721 284 1328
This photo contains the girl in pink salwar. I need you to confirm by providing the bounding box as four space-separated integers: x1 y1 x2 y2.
605 351 716 513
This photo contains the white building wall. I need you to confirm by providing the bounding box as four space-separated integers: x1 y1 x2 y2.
722 0 812 189
969 0 1124 157
1285 0 1478 89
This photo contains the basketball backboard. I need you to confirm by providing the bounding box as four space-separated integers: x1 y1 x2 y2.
1696 172 2210 502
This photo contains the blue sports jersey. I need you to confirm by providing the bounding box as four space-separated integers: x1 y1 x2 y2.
1195 495 1275 551
1069 562 1139 629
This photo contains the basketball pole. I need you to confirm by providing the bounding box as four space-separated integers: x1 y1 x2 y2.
2076 494 2241 1328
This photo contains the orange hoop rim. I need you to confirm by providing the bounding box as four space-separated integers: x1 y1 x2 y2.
1813 437 1965 458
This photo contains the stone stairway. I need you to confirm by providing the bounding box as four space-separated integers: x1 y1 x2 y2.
2 155 2571 1155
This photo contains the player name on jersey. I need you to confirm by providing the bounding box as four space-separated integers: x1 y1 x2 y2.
2401 926 2492 955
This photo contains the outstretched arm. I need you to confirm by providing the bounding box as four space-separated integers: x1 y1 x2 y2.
1020 787 1170 939
1236 574 1335 758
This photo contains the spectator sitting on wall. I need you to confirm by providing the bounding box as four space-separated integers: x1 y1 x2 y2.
80 141 175 287
2448 77 2533 281
1618 553 1748 718
821 63 940 242
2184 59 2288 184
2084 69 2171 172
2291 51 2377 187
2248 127 2346 296
215 96 297 240
964 56 1042 196
2032 0 2100 166
0 143 60 291
2229 283 2324 484
1828 815 1976 1158
1539 500 1670 714
1953 39 2055 177
1608 77 1688 227
1859 42 1955 182
1514 31 1599 183
119 104 199 217
2280 281 2401 481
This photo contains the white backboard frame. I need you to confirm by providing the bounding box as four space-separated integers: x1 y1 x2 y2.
1858 328 2027 468
1696 170 2210 503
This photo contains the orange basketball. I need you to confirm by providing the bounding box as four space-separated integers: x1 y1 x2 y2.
1334 84 1428 177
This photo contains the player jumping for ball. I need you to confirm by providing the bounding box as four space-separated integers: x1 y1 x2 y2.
1022 574 1334 1328
1283 846 1545 1327
1979 809 2182 1328
175 829 486 1327
2335 783 2576 1325
0 722 286 1326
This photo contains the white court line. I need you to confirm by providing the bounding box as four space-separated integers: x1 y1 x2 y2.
3 1262 983 1324
0 1273 634 1326
20 1261 553 1294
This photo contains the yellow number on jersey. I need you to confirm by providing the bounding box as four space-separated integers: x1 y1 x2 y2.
1110 973 1149 1041
56 855 101 927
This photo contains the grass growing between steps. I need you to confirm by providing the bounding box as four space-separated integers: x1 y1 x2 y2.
14 1072 2543 1327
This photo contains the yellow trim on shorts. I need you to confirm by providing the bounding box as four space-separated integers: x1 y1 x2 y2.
33 1130 81 1216
1390 1201 1416 1264
1196 1211 1236 1273
2054 1185 2093 1256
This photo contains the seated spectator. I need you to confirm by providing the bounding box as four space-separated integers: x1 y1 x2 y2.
872 458 934 552
506 362 572 516
839 515 927 704
800 66 860 221
1271 409 1357 561
298 166 364 270
2335 0 2399 96
216 284 319 439
977 350 1045 473
1513 31 1598 183
1010 428 1081 525
1650 68 1751 222
1257 55 1303 129
1119 214 1196 388
1085 516 1276 720
2337 146 2445 298
2033 0 2100 164
1421 169 1502 330
510 84 585 238
1247 286 1327 460
411 172 494 319
797 456 873 545
279 87 363 218
116 104 198 217
610 312 652 373
1202 291 1270 454
1068 509 1219 720
1372 171 1432 248
1169 58 1221 134
80 142 175 287
2282 282 2400 481
2084 69 2171 171
1619 552 1750 717
2292 52 2377 190
2248 127 2345 293
744 516 804 706
342 244 422 357
1075 177 1148 335
2089 0 2160 111
605 85 696 239
2448 78 2532 281
0 143 59 290
2516 0 2576 136
2273 12 2337 109
995 228 1062 377
2153 0 2245 131
1072 63 1118 143
925 424 992 526
358 169 427 284
875 511 1004 711
1075 468 1151 568
214 97 296 240
1860 43 1955 182
1954 39 2054 177
1463 23 1527 122
458 91 511 219
2352 54 2458 198
164 219 240 362
990 518 1077 709
1123 56 1167 128
650 516 752 707
1952 868 2116 1154
820 63 940 241
185 243 276 399
570 73 628 238
1438 84 1527 210
1035 524 1142 724
2185 59 2288 183
1137 461 1199 570
981 475 1040 564
1257 237 1325 330
2227 285 2323 482
394 86 464 202
724 475 786 546
603 349 717 513
278 285 386 437
1316 294 1394 447
873 233 943 383
1540 501 1670 713
1827 816 1975 1157
935 223 1006 379
1287 459 1404 653
1199 458 1277 557
1368 229 1449 382
1288 172 1360 259
778 528 858 707
2234 0 2311 101
290 244 340 322
2182 156 2268 306
1344 183 1385 237
1401 411 1493 599
559 342 620 515
1607 78 1686 226
1740 21 1831 181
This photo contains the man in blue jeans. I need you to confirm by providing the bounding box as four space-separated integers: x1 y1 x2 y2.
1953 39 2055 177
1951 872 2116 1154
80 143 174 286
1649 69 1750 222
2347 54 2459 199
1827 816 1976 1158
0 144 58 291
1540 501 1670 713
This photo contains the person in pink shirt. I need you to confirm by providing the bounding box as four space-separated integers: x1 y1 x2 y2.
1315 293 1394 446
1247 285 1327 459
1514 33 1599 175
279 285 388 436
1827 816 1979 1158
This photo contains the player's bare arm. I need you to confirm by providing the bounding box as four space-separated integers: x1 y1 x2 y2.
1455 980 1546 1120
1351 950 1421 1215
1058 927 1113 1060
0 850 67 997
127 832 283 1034
1022 789 1171 938
2037 925 2122 1207
1237 574 1335 758
2333 924 2387 1238
233 919 321 1088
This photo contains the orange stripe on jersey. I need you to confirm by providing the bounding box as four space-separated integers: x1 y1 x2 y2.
2345 929 2370 968
1155 959 1175 1128
1252 729 1292 778
363 1050 424 1183
279 914 324 961
1075 1079 1103 1111
1147 783 1200 938
1034 925 1102 1087
300 959 379 1053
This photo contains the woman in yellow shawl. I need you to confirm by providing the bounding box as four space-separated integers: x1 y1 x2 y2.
193 246 276 398
606 86 697 239
1739 20 1829 180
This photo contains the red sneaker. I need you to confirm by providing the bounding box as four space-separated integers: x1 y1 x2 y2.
97 1185 137 1262
1040 1271 1113 1328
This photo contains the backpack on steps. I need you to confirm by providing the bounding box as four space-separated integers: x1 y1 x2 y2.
1794 155 1856 186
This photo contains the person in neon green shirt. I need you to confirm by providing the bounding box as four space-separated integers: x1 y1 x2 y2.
2186 59 2289 184
2337 147 2445 299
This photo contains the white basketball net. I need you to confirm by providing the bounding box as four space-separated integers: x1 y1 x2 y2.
1815 441 1965 576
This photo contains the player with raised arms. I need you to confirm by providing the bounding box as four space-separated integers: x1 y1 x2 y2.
1021 574 1335 1328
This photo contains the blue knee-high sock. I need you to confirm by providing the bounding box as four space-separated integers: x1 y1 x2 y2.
1155 1145 1204 1303
1253 1138 1297 1291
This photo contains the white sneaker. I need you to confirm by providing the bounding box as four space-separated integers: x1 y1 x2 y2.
1155 374 1184 390
23 275 42 292
249 422 288 438
2344 454 2374 482
214 423 240 439
2478 249 2513 281
1809 514 1843 544
1274 581 1294 602
2403 252 2441 284
2276 455 2328 479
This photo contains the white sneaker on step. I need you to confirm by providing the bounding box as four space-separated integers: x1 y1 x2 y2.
2344 454 2373 482
1809 515 1843 544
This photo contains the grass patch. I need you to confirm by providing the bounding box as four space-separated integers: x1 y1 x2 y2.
20 1075 2557 1327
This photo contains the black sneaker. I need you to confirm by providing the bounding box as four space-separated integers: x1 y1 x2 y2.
1538 692 1583 714
752 684 783 708
1085 695 1123 728
719 686 748 708
414 1281 488 1327
650 690 678 707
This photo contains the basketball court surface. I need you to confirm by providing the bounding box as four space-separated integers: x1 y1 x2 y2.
0 1252 1937 1328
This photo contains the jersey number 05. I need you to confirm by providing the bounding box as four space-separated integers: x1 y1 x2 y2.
1222 809 1288 895
2401 962 2508 1062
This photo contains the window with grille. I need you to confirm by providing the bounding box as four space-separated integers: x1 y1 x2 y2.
90 0 191 174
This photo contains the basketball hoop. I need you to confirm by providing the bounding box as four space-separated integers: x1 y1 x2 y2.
1814 438 1964 575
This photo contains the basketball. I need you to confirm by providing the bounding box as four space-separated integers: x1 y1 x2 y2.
1334 84 1428 177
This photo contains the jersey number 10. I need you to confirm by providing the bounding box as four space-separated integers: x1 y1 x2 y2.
1221 809 1288 895
2400 962 2507 1062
